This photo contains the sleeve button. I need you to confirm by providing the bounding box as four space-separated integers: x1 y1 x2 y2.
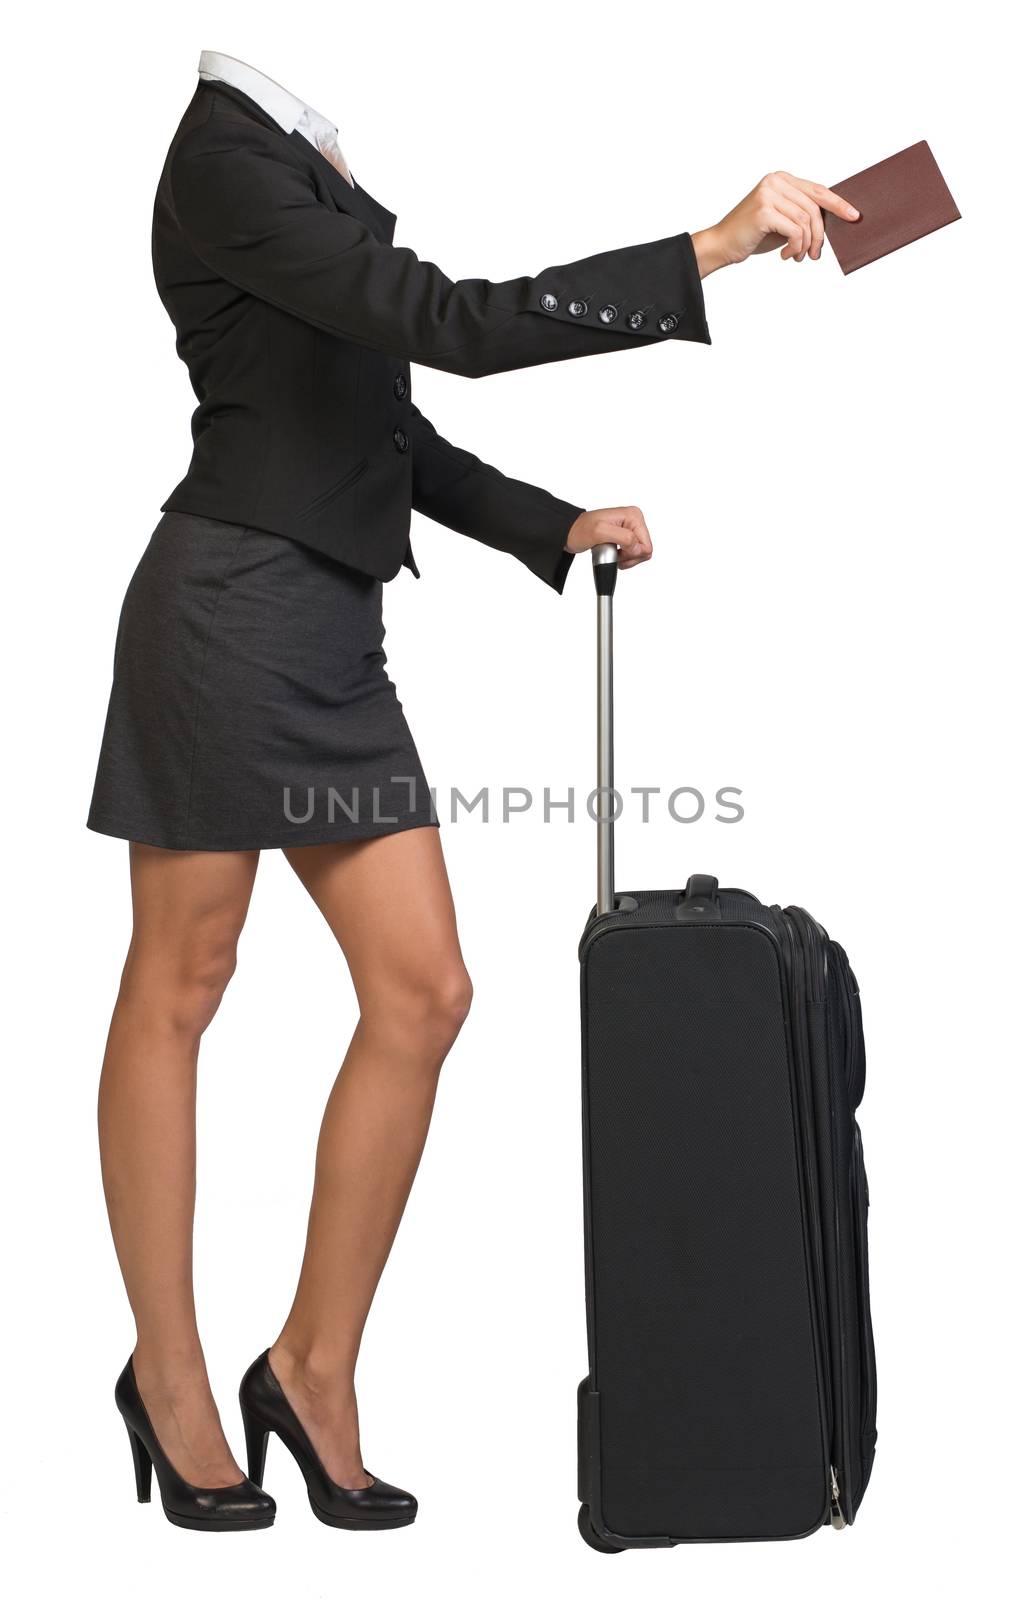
540 293 558 312
568 298 589 318
598 303 618 324
627 310 647 331
658 313 680 334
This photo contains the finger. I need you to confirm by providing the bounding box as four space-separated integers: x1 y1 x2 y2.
604 513 651 565
626 514 652 562
604 508 651 555
621 507 652 558
777 197 814 261
774 175 824 260
763 201 808 259
788 175 859 222
762 207 807 261
619 544 651 569
606 524 644 564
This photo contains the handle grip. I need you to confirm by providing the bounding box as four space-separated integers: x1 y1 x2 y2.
592 542 619 595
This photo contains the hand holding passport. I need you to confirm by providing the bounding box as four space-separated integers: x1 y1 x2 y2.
691 145 958 278
825 141 960 273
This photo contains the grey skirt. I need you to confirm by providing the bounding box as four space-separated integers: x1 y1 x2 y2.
88 512 435 851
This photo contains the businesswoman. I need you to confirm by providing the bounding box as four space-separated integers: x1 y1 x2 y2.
88 53 859 1532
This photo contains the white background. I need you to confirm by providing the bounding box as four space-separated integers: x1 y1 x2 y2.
4 2 1016 1595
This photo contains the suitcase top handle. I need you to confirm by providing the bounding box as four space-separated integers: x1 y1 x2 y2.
676 874 722 920
593 545 618 916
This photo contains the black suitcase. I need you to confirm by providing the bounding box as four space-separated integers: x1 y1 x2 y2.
576 546 877 1552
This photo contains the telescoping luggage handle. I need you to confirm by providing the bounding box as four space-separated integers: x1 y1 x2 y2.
592 545 619 915
591 545 721 922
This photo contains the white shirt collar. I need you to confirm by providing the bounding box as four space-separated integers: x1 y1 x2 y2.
197 52 353 184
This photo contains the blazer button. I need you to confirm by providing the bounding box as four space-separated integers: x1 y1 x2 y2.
568 298 589 318
658 312 680 334
598 303 618 325
393 427 409 453
540 293 559 312
393 374 408 400
627 310 647 331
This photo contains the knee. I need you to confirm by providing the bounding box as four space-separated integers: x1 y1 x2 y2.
431 966 474 1044
173 938 240 1035
123 921 242 1039
370 962 473 1063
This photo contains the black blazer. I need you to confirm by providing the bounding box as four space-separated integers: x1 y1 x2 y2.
156 80 710 590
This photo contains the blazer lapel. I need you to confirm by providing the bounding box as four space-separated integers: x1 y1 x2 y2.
290 132 397 242
198 80 397 242
348 180 397 245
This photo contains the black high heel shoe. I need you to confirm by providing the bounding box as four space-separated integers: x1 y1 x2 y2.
116 1357 276 1532
239 1350 417 1530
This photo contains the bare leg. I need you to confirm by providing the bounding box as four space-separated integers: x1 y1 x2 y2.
99 842 260 1487
270 827 471 1487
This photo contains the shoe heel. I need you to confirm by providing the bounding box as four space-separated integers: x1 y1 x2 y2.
125 1423 153 1503
241 1407 270 1487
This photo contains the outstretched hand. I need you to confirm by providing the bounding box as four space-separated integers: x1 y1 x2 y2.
564 176 859 570
692 173 859 275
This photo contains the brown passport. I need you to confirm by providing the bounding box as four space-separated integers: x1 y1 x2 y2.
824 141 960 274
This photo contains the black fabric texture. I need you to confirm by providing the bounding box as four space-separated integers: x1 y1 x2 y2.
88 513 434 851
154 79 709 587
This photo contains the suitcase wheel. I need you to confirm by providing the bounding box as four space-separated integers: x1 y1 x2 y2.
577 1504 623 1554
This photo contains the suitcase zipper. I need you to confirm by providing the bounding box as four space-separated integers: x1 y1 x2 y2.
850 1124 878 1451
829 941 877 1510
775 912 834 1446
785 906 827 1002
830 1465 846 1529
831 942 866 1107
